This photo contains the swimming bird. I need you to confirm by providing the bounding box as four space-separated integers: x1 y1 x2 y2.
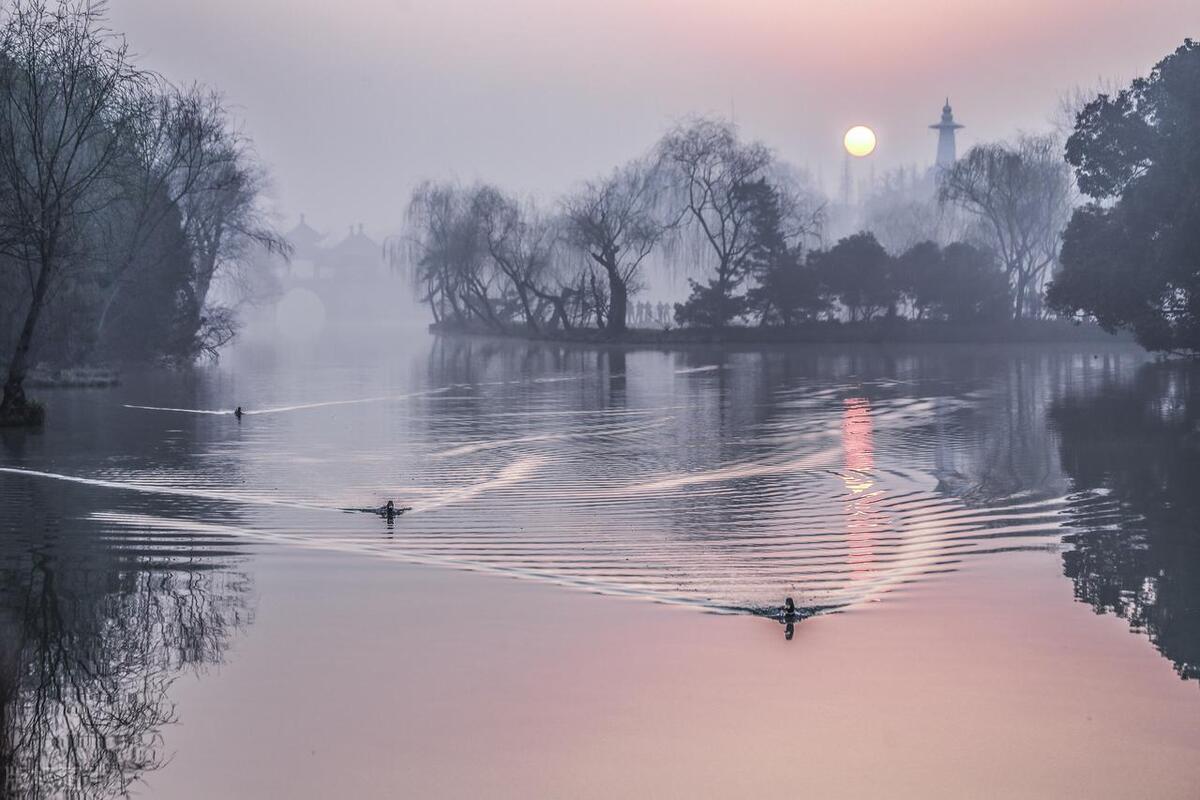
234 406 243 420
379 500 413 519
778 598 799 641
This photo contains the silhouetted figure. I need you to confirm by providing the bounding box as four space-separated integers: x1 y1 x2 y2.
234 406 243 420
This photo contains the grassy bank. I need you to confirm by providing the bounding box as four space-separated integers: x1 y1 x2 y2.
0 398 44 428
27 366 121 388
429 318 1131 348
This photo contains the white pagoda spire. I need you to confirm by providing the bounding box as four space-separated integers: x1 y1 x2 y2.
930 98 964 170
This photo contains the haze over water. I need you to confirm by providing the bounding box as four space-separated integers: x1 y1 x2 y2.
2 326 1199 796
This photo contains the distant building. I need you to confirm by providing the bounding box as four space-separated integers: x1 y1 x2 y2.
325 224 381 281
930 99 964 170
285 214 324 263
269 216 390 320
280 216 382 281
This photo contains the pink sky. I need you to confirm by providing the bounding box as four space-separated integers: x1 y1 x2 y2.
109 0 1198 233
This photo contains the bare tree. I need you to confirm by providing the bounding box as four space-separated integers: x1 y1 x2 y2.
862 165 970 255
92 84 235 351
657 118 823 328
657 118 774 305
472 186 558 333
396 181 589 332
174 116 289 359
0 0 145 420
939 134 1073 319
768 161 827 251
396 180 503 329
392 180 464 324
561 159 666 333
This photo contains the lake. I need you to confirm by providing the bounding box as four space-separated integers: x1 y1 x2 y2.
2 328 1199 798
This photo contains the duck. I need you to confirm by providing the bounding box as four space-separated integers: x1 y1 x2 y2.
783 597 796 618
379 500 413 519
234 406 243 420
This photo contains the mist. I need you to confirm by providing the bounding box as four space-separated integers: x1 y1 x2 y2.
3 3 1200 797
108 0 1198 234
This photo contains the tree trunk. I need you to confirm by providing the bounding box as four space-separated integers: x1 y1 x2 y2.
605 264 627 334
1013 273 1028 320
92 248 140 354
556 297 572 331
589 274 606 329
1 262 52 418
715 260 734 330
531 287 571 332
516 284 540 334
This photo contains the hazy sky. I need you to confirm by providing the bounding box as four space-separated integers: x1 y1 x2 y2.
109 0 1198 238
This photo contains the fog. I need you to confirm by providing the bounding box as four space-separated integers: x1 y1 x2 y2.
107 0 1198 235
4 4 1200 795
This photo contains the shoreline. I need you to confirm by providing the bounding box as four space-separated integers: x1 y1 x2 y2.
429 318 1133 350
26 366 121 389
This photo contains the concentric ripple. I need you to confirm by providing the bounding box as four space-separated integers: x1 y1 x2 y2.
0 344 1145 619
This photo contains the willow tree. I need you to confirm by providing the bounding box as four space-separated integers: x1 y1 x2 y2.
657 118 772 327
939 135 1073 320
0 0 144 422
472 186 561 333
658 118 822 329
397 181 500 328
561 159 666 334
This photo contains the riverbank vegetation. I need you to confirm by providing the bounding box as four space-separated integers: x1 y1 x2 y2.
1047 40 1200 356
429 317 1124 349
0 1 286 426
398 124 1069 341
396 121 1032 340
397 42 1200 357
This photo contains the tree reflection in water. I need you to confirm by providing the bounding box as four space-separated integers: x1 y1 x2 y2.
0 483 252 798
1051 363 1200 681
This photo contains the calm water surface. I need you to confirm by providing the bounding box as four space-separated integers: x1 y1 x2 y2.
1 329 1198 797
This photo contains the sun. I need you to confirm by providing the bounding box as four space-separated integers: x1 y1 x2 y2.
844 125 877 157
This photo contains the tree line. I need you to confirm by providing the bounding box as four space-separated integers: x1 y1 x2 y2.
398 116 1081 339
402 39 1200 356
0 1 286 425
